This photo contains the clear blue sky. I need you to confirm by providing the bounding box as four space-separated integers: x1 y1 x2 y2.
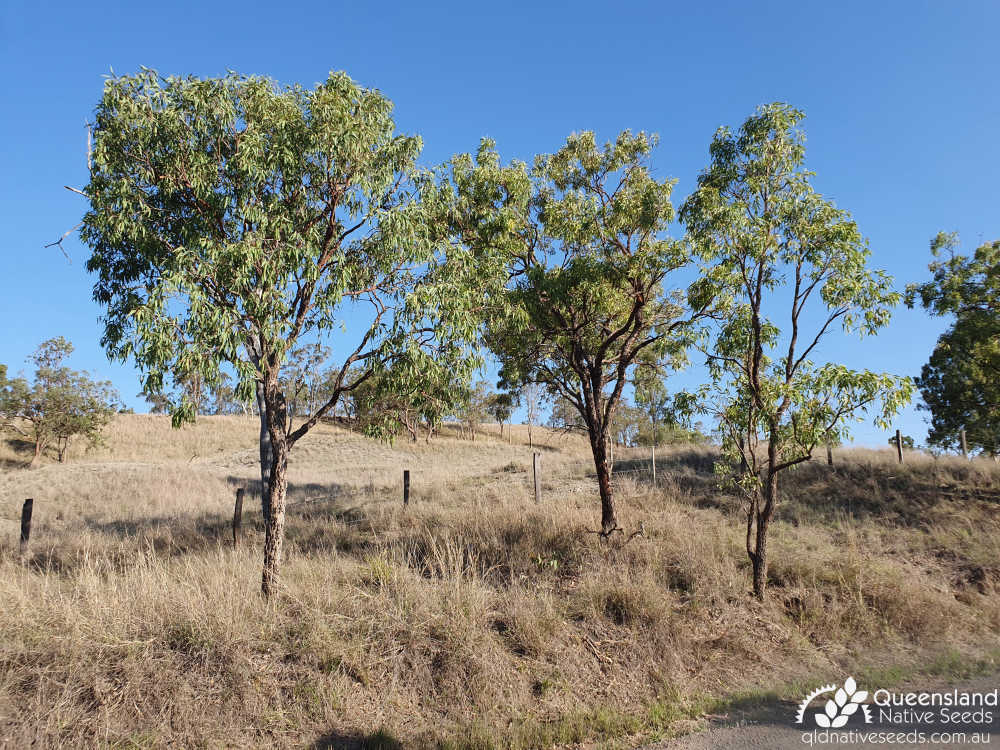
2 0 998 447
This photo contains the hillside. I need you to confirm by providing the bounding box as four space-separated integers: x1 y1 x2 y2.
1 415 999 748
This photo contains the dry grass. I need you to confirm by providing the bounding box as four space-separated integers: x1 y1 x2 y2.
1 416 999 748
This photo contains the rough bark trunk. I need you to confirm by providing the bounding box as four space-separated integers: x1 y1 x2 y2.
260 374 289 599
751 473 776 599
590 430 617 537
255 382 273 525
260 440 288 597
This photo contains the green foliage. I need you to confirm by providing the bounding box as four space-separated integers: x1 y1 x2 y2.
634 420 710 448
140 390 171 414
611 402 650 446
349 354 469 443
888 433 915 449
681 103 912 485
486 389 518 427
279 343 331 420
82 69 487 439
438 130 700 407
633 368 703 446
906 234 1000 455
454 380 492 438
0 338 119 465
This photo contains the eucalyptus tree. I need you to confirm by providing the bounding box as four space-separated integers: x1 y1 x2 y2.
438 132 711 537
280 342 331 420
81 70 489 596
681 103 912 599
486 389 517 439
351 353 469 443
906 233 1000 455
521 382 545 449
0 338 118 467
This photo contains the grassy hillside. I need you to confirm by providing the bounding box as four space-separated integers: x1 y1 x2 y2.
1 415 999 748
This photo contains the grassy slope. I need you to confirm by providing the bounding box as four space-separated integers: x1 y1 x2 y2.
1 416 998 748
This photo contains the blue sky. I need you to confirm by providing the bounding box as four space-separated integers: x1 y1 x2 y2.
1 0 998 447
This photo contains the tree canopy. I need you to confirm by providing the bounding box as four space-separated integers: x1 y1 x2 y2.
906 233 1000 455
81 69 493 595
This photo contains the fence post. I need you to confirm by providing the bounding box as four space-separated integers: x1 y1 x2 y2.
826 438 833 467
651 444 656 487
960 429 968 459
232 488 244 548
532 453 541 504
19 498 33 559
403 469 410 506
895 429 903 464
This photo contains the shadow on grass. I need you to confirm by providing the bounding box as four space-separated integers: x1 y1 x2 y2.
6 480 382 575
310 728 403 749
615 447 1000 527
1 436 37 469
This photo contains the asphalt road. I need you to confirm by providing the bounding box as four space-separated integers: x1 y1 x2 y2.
648 674 1000 750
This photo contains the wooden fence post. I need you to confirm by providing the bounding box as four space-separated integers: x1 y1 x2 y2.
19 498 33 559
826 438 833 467
651 444 656 487
895 429 903 464
532 453 541 504
232 488 244 548
403 469 410 506
960 429 968 459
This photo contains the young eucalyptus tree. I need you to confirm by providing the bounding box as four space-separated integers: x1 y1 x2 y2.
81 70 488 596
438 132 711 537
486 389 517 439
0 338 118 467
680 103 912 599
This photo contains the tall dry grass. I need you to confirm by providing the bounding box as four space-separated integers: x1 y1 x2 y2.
1 416 999 748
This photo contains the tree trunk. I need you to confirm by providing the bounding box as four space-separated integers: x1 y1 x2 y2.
590 430 617 537
29 440 42 469
261 440 288 598
255 382 273 525
750 473 777 599
260 374 289 598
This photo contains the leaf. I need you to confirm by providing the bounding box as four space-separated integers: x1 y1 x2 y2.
835 688 847 707
825 699 837 718
841 703 858 716
851 690 868 703
815 714 831 728
831 715 849 728
844 677 857 696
